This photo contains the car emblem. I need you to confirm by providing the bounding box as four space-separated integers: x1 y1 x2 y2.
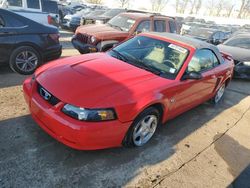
40 87 51 101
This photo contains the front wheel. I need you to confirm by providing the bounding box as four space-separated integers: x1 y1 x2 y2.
211 83 226 104
123 107 160 147
9 46 41 75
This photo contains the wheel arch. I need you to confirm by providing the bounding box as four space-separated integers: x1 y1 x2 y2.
133 101 168 125
13 42 43 59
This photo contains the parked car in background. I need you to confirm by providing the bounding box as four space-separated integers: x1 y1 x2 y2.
0 0 60 26
206 20 216 25
62 8 92 31
23 33 234 150
194 18 206 23
218 34 250 79
94 8 126 24
184 16 195 22
180 22 208 35
72 13 179 54
185 28 229 45
80 9 107 26
57 3 75 24
175 16 184 29
0 9 61 75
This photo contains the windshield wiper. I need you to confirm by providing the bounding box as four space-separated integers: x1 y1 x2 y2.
111 50 162 76
125 57 163 75
137 63 163 75
108 23 123 31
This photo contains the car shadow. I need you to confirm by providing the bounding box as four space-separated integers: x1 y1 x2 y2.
0 66 249 187
0 65 28 88
214 135 250 188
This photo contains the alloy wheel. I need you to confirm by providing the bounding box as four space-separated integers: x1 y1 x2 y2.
214 84 225 103
15 50 38 73
132 115 158 146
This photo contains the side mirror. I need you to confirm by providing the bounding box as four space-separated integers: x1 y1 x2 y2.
182 71 202 80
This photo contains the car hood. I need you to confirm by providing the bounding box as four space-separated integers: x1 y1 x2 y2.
76 24 128 40
217 45 250 62
36 53 158 107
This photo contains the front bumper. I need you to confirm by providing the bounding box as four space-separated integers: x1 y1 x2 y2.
43 44 62 62
23 78 131 150
62 20 80 31
71 35 98 54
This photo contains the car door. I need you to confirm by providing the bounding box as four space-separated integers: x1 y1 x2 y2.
169 49 218 117
0 13 17 63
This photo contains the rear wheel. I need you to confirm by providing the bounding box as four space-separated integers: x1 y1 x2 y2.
211 83 226 104
9 46 41 75
123 107 160 147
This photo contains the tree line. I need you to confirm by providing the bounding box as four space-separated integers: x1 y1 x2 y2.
85 0 250 19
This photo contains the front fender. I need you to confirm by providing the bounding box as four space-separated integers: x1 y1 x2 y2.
111 91 171 124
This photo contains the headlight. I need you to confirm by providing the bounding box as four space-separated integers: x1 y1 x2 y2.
62 104 117 121
243 62 250 66
90 36 96 43
96 20 104 24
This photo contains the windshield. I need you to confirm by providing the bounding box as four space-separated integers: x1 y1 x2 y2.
107 15 135 32
189 28 214 38
224 36 250 49
102 9 124 17
108 36 189 79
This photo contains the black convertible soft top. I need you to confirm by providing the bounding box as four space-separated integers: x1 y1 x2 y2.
147 32 225 63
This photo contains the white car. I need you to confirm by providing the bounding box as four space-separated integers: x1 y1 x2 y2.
0 0 59 26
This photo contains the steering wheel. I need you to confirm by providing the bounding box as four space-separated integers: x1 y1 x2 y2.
163 60 176 69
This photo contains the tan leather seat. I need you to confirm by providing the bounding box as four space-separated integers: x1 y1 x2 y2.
144 47 165 64
188 57 201 72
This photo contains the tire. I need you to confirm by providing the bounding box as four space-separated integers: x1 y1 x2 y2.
123 107 160 147
9 46 41 75
211 83 226 104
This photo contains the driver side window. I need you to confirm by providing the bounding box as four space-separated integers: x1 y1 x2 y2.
136 20 150 32
187 49 214 73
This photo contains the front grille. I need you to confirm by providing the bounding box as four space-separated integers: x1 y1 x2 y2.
76 33 89 43
37 84 60 106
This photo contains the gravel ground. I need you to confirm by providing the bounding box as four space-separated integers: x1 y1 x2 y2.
0 29 250 188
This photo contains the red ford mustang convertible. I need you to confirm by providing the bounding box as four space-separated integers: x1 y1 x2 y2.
23 33 234 150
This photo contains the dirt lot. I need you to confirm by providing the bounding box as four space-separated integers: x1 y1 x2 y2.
0 30 250 188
